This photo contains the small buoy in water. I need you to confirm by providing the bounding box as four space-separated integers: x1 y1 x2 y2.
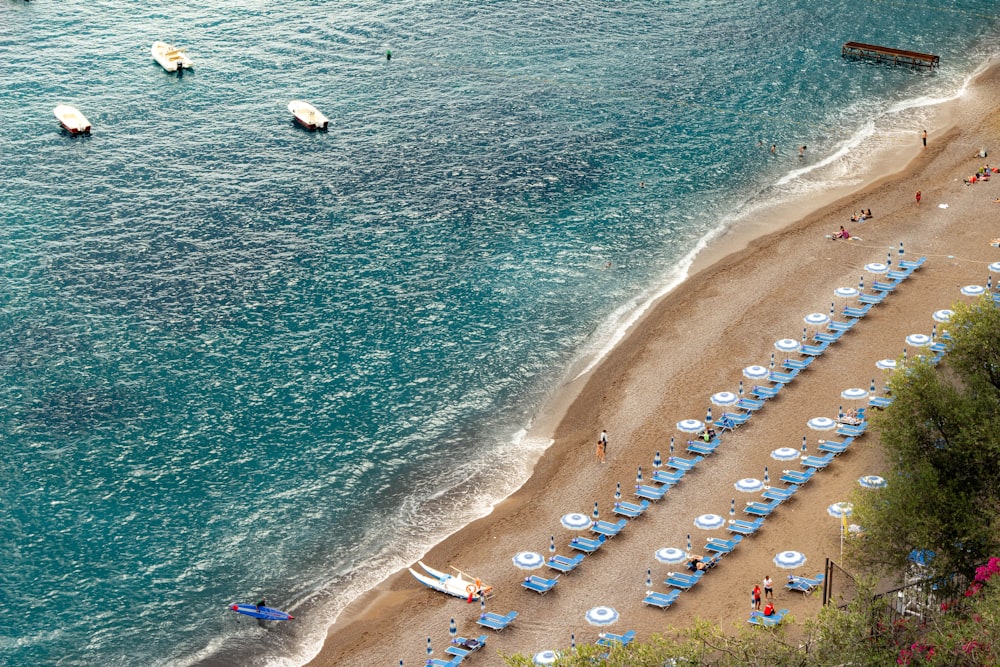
386 50 392 61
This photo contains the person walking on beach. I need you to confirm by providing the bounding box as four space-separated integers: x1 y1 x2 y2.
916 190 922 205
763 575 774 602
595 439 605 463
922 129 927 148
599 429 608 456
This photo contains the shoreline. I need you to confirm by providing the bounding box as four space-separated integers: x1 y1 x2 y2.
303 60 1000 667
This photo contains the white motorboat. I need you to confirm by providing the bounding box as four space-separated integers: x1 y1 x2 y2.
53 105 91 135
151 41 193 72
288 100 329 131
408 561 493 601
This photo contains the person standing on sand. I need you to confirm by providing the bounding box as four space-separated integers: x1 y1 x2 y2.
599 429 608 456
922 129 927 147
595 439 605 463
752 584 762 610
916 190 922 205
763 575 774 601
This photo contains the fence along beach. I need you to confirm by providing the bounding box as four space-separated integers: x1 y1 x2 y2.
306 60 1000 667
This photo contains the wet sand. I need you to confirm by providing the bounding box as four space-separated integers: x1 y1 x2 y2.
307 61 1000 667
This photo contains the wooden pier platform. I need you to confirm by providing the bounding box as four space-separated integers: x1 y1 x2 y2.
842 42 939 69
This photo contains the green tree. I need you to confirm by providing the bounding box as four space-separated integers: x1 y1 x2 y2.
850 298 1000 587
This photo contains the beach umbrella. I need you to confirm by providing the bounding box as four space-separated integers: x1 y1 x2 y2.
687 533 692 551
738 379 744 395
669 437 675 454
804 312 830 326
694 513 725 530
876 359 898 370
990 261 1000 273
480 595 485 612
834 286 860 298
549 535 556 553
931 308 955 324
734 477 765 492
774 551 807 569
858 275 864 292
990 276 994 291
859 475 887 489
561 513 591 531
571 634 575 651
730 498 736 516
906 333 931 347
870 377 877 393
614 482 621 500
743 365 769 380
838 404 844 420
706 406 712 423
449 617 457 639
593 501 600 520
711 391 738 406
655 547 687 564
513 551 545 570
427 637 433 657
775 338 801 353
533 650 559 665
676 419 704 433
827 502 853 518
899 242 905 257
931 323 937 339
653 451 662 468
585 606 619 627
764 466 769 484
646 568 652 587
807 417 837 431
770 447 799 461
841 388 869 401
829 301 835 316
636 466 642 484
801 327 808 342
865 262 888 274
770 352 776 369
886 251 892 268
961 285 986 296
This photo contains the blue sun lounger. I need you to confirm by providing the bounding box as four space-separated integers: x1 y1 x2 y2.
813 331 844 344
522 574 559 595
748 608 789 626
898 256 926 270
761 484 798 501
716 411 752 427
744 499 781 516
643 589 680 609
446 635 487 659
826 318 859 332
751 384 781 400
705 534 744 554
477 610 518 632
779 468 815 485
817 437 854 454
546 553 584 574
652 469 685 486
727 517 765 536
800 342 829 356
569 534 607 553
665 455 703 471
800 452 836 468
736 396 766 411
768 369 798 384
858 291 887 305
781 357 814 371
426 657 463 667
786 572 825 594
872 279 899 292
591 519 627 538
597 630 636 647
635 484 667 501
613 500 650 519
842 304 873 319
687 438 720 456
665 570 704 590
868 395 893 409
836 422 867 437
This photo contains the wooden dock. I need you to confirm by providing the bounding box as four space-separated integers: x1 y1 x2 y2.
842 42 939 69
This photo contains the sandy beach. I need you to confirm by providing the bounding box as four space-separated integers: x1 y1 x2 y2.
306 61 1000 667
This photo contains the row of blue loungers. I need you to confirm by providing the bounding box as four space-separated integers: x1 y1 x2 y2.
471 255 928 657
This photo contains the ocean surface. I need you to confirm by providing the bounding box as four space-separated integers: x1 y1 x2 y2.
1 1 997 665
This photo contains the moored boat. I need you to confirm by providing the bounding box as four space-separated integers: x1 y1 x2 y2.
53 105 91 135
408 561 493 601
287 100 329 130
151 41 193 72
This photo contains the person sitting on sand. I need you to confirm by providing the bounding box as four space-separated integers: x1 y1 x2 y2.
864 208 872 218
699 427 717 442
832 225 851 240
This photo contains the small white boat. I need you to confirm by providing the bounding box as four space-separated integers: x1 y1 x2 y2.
408 561 493 601
151 41 193 72
288 100 329 131
53 105 91 135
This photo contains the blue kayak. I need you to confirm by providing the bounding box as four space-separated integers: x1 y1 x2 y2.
230 603 294 621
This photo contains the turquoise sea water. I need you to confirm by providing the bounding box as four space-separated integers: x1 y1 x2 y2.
1 1 997 665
